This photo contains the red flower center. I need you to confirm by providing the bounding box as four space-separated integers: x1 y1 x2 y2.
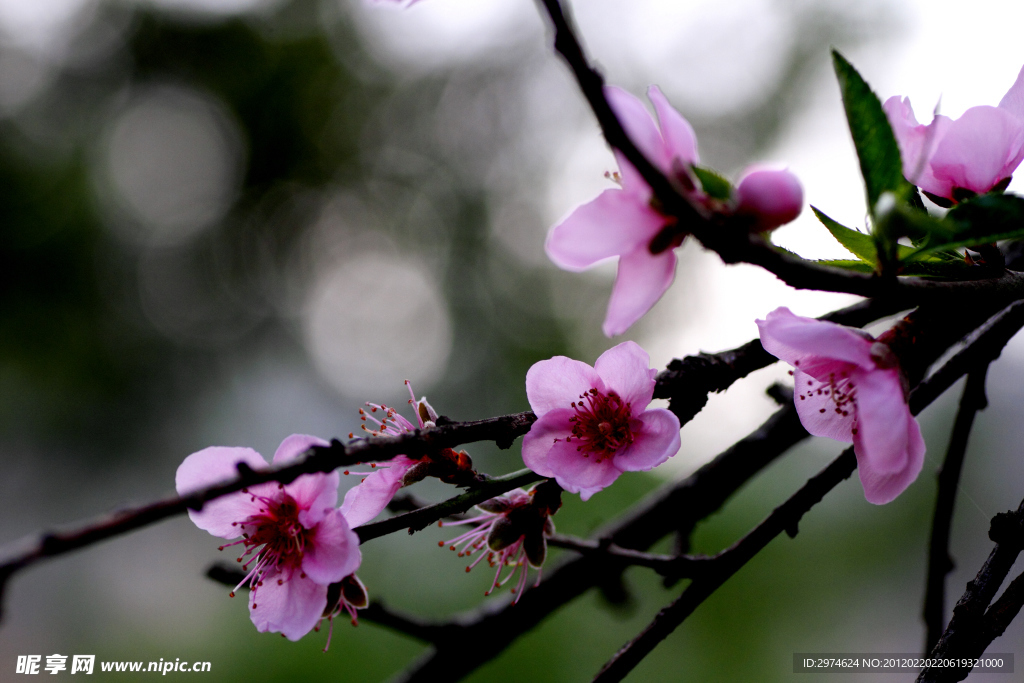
565 388 635 462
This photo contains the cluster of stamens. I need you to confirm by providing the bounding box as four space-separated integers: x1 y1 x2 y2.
220 491 310 608
438 511 539 604
792 361 860 435
559 388 635 462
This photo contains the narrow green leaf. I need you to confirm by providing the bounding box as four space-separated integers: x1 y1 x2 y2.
692 165 732 200
814 259 874 273
906 193 1024 258
832 50 914 211
811 206 877 263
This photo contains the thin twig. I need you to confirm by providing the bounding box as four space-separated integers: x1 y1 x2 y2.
923 365 991 653
918 501 1024 682
546 534 712 577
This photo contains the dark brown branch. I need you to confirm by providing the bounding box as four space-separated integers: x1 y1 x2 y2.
923 365 991 653
546 534 712 577
537 0 1024 303
918 501 1024 682
356 469 543 543
594 301 1024 683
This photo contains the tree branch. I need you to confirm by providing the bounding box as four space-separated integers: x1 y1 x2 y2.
923 365 991 653
536 0 1024 303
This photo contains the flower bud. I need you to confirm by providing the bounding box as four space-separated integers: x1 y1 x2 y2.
734 165 803 231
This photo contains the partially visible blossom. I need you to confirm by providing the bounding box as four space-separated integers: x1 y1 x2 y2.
522 341 681 500
547 85 802 337
340 381 472 526
884 64 1024 202
315 574 369 651
756 307 925 504
439 487 557 603
175 435 362 641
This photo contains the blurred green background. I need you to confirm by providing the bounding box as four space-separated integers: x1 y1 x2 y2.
1 0 1023 681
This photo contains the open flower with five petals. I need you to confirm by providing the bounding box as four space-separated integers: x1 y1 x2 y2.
522 341 681 500
176 434 362 641
756 307 925 504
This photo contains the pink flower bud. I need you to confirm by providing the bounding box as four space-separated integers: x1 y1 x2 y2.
734 165 803 231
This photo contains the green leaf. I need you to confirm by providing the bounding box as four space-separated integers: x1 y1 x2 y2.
906 193 1024 258
692 165 732 200
814 259 875 273
832 50 915 211
812 205 877 263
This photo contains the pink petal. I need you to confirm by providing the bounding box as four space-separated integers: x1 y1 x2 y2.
998 63 1024 121
273 434 339 528
851 368 917 475
301 509 362 584
756 307 874 378
537 436 622 501
175 446 270 538
605 85 670 190
647 85 698 166
526 358 603 416
857 412 926 505
593 340 657 407
248 565 327 641
520 408 575 479
339 456 418 527
930 105 1024 195
545 189 666 271
603 247 676 337
884 96 929 181
612 408 681 472
734 165 803 231
792 370 855 443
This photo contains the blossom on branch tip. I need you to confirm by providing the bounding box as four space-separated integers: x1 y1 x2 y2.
756 307 925 504
340 381 473 527
175 435 362 642
439 485 559 603
884 64 1024 203
546 85 802 336
522 341 681 500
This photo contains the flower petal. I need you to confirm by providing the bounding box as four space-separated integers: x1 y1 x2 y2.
520 408 576 479
851 368 917 475
545 189 666 272
302 509 361 584
756 307 874 377
175 446 269 538
603 247 676 337
273 434 339 528
998 63 1024 121
339 456 418 527
647 85 698 166
612 408 681 472
857 412 926 505
248 565 327 641
792 370 855 443
593 340 657 407
526 358 603 416
605 85 670 190
538 436 622 501
930 105 1024 195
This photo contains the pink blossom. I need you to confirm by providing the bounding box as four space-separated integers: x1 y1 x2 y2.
176 434 361 641
884 64 1024 202
340 381 469 526
546 85 802 337
439 487 556 603
756 307 925 504
522 341 681 500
